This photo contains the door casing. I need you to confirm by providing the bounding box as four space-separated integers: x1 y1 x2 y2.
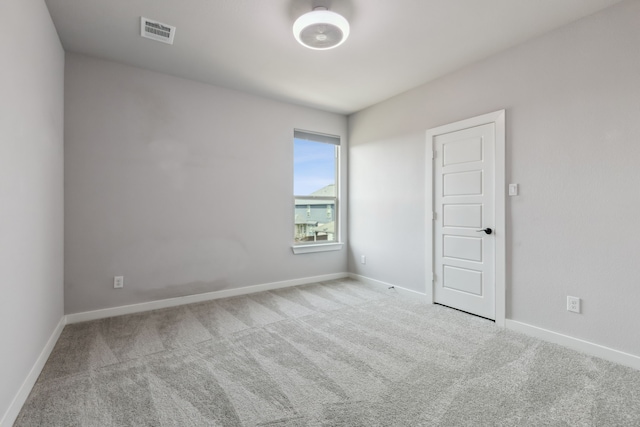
425 110 506 326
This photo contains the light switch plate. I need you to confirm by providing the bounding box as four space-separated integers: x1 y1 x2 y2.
508 183 519 196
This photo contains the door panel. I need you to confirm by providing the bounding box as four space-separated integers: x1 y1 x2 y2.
443 171 483 196
443 235 482 262
443 204 482 228
434 122 495 319
443 266 483 296
443 137 483 166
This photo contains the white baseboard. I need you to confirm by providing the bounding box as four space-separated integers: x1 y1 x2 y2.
2 273 350 425
1 316 66 427
506 319 640 371
8 276 636 427
350 274 640 371
349 273 429 299
66 272 350 324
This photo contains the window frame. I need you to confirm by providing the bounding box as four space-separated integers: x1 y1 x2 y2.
292 129 343 254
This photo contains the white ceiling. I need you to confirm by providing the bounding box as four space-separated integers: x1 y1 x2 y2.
45 0 623 115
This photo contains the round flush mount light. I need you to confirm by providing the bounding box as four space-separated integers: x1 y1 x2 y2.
293 7 350 50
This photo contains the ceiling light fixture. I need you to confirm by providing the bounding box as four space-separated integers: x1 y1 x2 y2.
293 6 350 50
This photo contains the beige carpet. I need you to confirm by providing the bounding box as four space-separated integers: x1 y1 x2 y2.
15 278 640 426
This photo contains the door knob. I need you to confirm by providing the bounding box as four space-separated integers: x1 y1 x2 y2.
477 228 493 235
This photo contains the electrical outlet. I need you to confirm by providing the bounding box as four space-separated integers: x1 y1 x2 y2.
114 276 124 289
361 255 366 264
567 296 580 313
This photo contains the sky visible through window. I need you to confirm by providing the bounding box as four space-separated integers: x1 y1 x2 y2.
294 139 335 195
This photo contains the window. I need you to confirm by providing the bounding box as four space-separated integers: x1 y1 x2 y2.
293 130 341 252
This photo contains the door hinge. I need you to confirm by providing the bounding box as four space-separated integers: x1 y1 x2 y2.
431 272 435 282
432 212 437 220
432 150 437 159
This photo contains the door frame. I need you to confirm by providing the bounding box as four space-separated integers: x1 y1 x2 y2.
425 110 506 326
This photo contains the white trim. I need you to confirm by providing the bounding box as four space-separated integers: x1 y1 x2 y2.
349 273 429 299
425 127 434 303
494 111 506 327
66 272 349 324
425 110 506 326
1 316 66 427
292 242 344 254
506 320 640 371
2 273 349 424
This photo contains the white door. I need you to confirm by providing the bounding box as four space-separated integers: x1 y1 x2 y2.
433 123 496 319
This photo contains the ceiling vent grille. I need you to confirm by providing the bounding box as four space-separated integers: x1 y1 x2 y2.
140 17 176 45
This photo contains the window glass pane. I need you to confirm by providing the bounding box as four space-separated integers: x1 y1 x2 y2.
294 199 336 243
294 138 336 197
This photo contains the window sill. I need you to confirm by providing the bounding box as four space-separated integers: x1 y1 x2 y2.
292 242 344 255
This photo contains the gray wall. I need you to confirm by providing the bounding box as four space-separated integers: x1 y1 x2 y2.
0 0 65 421
64 53 348 314
348 0 640 356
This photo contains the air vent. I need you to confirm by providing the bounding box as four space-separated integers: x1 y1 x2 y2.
140 17 176 45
